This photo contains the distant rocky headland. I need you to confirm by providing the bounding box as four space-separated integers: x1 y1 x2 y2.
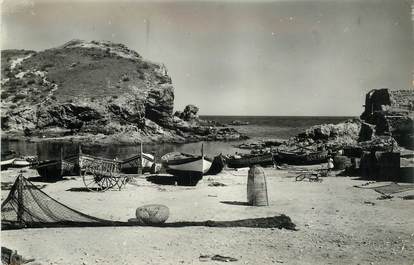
240 88 414 154
1 40 246 144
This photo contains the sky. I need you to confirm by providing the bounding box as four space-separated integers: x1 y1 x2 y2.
1 0 413 116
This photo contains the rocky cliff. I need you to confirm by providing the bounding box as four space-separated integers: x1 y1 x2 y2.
1 40 245 144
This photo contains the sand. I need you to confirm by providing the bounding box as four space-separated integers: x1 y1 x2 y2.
1 166 413 265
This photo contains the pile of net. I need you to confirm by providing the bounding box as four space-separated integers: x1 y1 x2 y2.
1 174 296 231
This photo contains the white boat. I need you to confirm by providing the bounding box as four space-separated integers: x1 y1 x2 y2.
161 145 212 185
165 155 212 175
1 157 16 167
1 151 16 169
12 158 33 167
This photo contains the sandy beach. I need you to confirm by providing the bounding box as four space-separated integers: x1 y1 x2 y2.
1 166 413 265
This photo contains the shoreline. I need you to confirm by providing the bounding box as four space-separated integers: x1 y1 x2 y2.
1 130 250 146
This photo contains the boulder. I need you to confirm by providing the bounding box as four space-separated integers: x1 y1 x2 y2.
135 204 169 225
179 104 199 121
313 125 331 139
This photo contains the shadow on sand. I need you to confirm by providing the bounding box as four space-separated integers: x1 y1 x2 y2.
146 174 202 186
27 176 71 183
66 187 105 192
220 201 251 206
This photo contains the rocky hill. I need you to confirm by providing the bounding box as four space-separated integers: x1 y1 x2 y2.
1 40 245 144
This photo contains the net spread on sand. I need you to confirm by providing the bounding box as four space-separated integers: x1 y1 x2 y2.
1 174 296 230
1 174 116 230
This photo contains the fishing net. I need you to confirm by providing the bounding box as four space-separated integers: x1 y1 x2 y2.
354 182 414 195
1 174 296 231
1 174 118 230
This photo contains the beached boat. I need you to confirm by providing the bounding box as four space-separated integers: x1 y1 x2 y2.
120 153 155 174
12 157 36 167
226 153 275 169
33 155 80 179
1 151 16 170
161 147 212 186
274 149 328 165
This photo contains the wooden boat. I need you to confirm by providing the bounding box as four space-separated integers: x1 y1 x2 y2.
33 155 80 179
274 148 329 165
1 151 16 170
226 153 275 169
161 146 212 186
120 153 155 174
12 157 35 167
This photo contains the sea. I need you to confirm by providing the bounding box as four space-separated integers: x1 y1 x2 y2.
1 116 354 160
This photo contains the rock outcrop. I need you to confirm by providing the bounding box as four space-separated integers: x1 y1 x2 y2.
0 40 245 143
279 119 362 152
174 104 199 122
360 89 413 149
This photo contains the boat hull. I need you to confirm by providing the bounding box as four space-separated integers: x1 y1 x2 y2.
275 150 328 165
162 155 212 185
12 159 32 167
1 158 16 170
34 155 80 179
1 151 17 170
227 154 275 169
120 153 155 174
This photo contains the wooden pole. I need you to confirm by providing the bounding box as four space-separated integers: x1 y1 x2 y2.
60 145 64 177
138 142 143 174
201 143 204 157
78 144 82 176
201 143 204 175
17 174 24 226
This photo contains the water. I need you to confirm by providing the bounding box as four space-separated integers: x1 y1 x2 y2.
2 116 353 160
201 115 354 139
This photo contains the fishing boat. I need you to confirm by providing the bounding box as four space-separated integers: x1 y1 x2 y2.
33 155 80 179
161 145 212 186
120 153 155 174
12 156 36 167
226 153 275 169
274 148 329 165
1 151 16 170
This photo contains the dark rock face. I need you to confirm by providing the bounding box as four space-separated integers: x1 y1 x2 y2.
360 89 414 149
359 122 375 141
145 85 174 127
360 88 391 121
